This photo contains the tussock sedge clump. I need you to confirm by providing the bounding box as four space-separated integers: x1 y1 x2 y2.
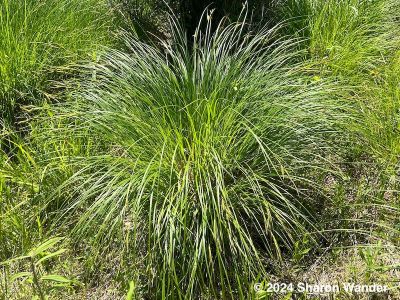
44 16 350 298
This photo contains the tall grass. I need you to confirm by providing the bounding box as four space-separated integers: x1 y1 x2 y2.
0 1 399 298
40 16 351 298
273 0 400 169
269 0 397 75
0 0 115 295
0 0 114 130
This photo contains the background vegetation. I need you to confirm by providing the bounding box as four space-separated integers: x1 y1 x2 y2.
0 0 399 299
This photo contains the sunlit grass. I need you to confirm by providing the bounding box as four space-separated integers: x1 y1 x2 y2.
0 0 114 129
37 16 354 297
0 1 399 299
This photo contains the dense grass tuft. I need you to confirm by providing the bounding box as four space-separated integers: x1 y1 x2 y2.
42 17 351 297
1 1 399 299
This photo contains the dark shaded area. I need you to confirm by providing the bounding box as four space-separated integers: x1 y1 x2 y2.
119 0 277 45
179 0 244 43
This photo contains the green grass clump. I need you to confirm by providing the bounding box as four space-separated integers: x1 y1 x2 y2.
42 18 350 298
0 0 114 129
1 1 399 299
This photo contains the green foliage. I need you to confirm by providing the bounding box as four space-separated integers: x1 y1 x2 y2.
41 16 352 298
0 133 40 261
0 0 399 299
274 0 400 171
125 280 136 300
273 0 396 72
0 0 114 128
0 237 75 300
